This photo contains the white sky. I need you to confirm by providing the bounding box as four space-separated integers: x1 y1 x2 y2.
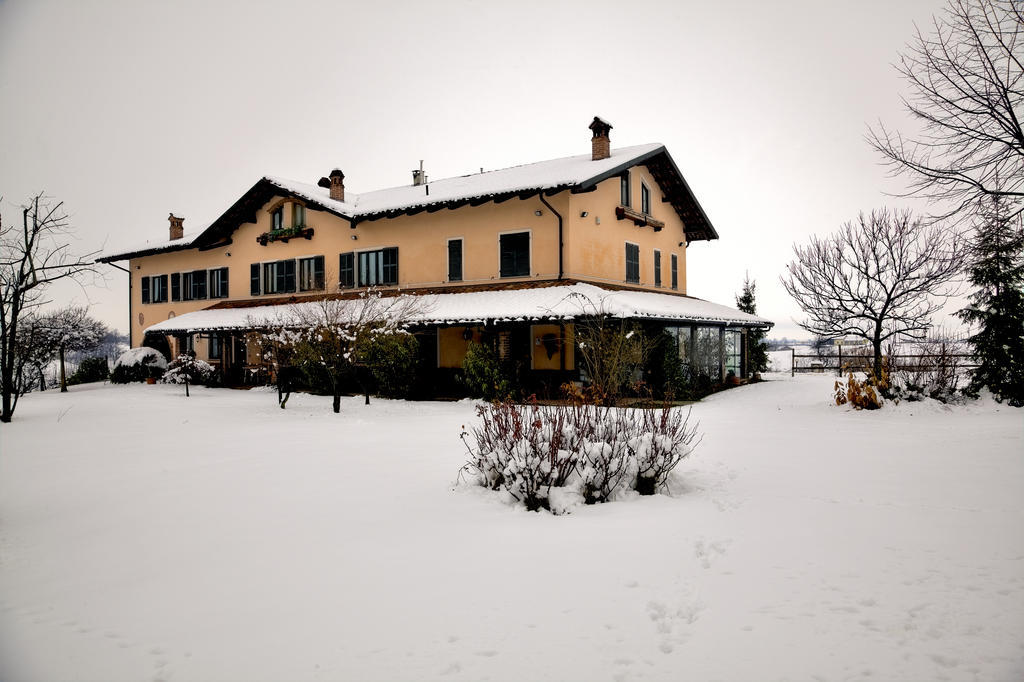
0 0 958 340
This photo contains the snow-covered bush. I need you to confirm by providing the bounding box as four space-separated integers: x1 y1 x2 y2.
461 400 700 513
162 355 218 386
110 347 167 383
888 338 966 404
634 406 702 495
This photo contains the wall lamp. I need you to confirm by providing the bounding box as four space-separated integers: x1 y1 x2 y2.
225 252 231 257
534 210 543 216
351 234 358 240
580 211 588 218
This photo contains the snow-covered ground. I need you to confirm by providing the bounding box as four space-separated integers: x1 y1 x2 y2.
1 376 1021 682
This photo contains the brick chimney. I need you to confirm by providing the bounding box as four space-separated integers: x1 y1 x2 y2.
168 213 184 240
589 116 613 161
329 169 345 202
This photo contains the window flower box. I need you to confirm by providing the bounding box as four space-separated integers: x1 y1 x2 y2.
256 226 314 246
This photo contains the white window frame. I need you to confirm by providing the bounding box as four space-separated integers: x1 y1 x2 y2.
640 180 652 215
296 253 325 292
353 245 400 287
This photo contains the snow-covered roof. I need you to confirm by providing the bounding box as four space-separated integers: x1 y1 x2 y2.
144 282 771 335
98 229 205 262
99 141 717 262
264 143 663 219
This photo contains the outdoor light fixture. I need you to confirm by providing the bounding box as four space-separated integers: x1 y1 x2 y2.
225 252 231 257
534 210 543 216
580 211 588 217
351 235 358 240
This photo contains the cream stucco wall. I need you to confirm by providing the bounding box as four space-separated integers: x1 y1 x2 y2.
127 163 693 352
565 165 687 293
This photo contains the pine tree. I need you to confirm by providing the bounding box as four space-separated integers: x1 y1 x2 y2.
956 196 1024 406
736 275 769 377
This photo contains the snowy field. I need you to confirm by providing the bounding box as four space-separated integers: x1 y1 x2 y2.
1 376 1022 682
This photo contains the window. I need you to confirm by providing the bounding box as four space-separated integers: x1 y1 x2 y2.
620 171 631 207
499 232 530 278
625 243 640 283
182 269 207 300
671 254 679 290
263 259 296 294
694 326 722 379
339 252 355 288
171 272 181 301
641 182 651 215
357 247 398 286
271 206 283 231
209 267 229 299
725 330 742 377
299 256 325 292
250 263 261 295
448 239 463 282
209 334 222 360
141 274 168 303
654 250 662 287
155 275 168 303
665 326 693 366
292 203 306 228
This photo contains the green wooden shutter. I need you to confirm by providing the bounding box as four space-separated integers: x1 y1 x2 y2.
141 276 151 303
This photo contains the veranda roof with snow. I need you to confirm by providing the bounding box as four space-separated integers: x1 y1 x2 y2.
144 282 771 335
98 143 717 262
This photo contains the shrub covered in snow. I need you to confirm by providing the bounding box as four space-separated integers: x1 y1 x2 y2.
461 400 700 513
162 355 218 386
110 347 167 383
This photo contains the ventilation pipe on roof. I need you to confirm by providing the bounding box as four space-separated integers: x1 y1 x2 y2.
412 160 428 186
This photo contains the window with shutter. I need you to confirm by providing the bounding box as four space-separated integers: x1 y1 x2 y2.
499 232 530 278
141 276 151 304
654 250 662 287
339 252 354 289
209 267 229 298
357 248 399 286
620 171 631 207
299 256 325 291
625 243 640 284
171 273 181 301
250 264 261 295
448 239 463 282
191 269 207 300
671 254 679 290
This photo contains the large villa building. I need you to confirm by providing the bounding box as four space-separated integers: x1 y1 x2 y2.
98 118 771 392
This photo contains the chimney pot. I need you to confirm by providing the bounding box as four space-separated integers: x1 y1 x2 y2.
168 213 184 240
589 116 613 161
328 169 345 202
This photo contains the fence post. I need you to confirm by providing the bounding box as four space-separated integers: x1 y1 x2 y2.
837 345 843 377
791 347 795 377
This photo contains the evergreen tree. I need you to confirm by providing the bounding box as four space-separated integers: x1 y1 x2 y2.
736 275 769 377
956 196 1024 406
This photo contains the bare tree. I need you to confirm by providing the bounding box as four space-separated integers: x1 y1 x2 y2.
869 0 1024 222
286 290 424 413
782 209 964 377
568 293 654 405
0 194 99 422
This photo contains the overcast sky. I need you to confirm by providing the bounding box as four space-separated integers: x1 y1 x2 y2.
0 0 956 340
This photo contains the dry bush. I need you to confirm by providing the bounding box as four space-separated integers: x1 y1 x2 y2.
460 399 700 512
